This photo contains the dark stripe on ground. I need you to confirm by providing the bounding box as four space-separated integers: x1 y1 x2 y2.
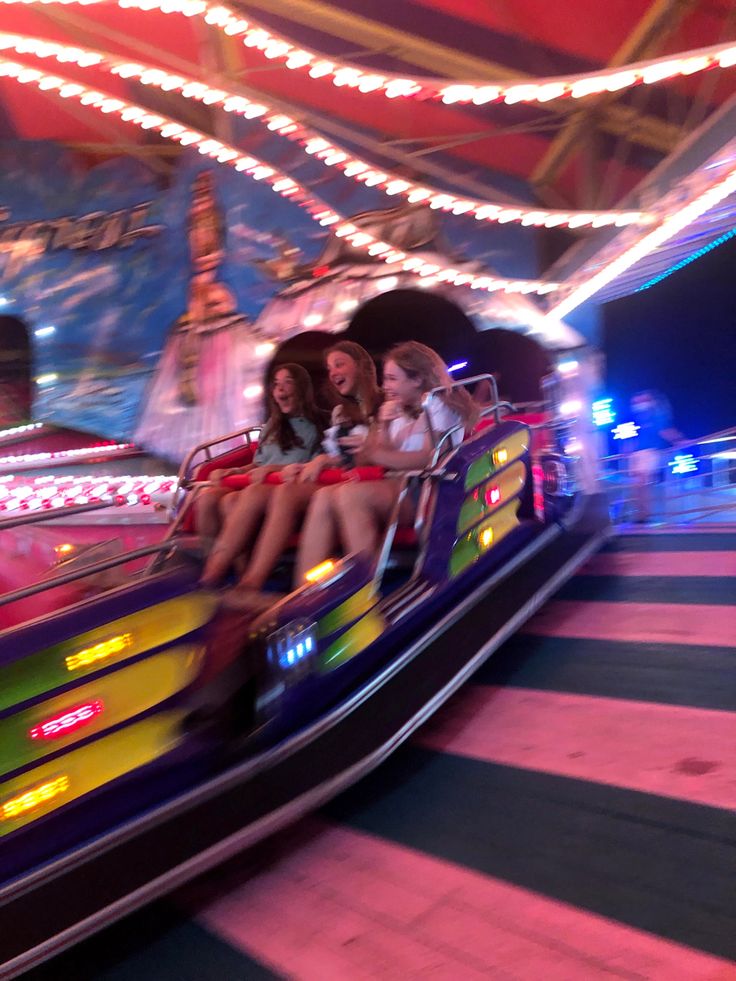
552 574 736 605
23 903 281 981
471 633 736 711
602 533 736 553
325 749 736 961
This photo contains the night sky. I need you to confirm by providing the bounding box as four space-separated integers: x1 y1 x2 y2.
602 235 736 439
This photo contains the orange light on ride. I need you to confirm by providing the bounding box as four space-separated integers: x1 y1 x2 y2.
65 632 133 672
54 543 76 557
479 528 494 549
493 447 508 466
304 560 335 584
1 775 70 821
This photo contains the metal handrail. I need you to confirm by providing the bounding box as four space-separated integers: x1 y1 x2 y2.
0 498 118 532
0 539 185 608
176 423 261 489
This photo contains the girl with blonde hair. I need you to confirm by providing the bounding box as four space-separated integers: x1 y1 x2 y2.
294 341 477 582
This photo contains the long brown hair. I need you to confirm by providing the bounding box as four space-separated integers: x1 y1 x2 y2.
261 363 324 452
385 341 478 429
325 340 382 425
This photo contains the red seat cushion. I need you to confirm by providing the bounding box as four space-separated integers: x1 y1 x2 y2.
194 444 258 481
219 465 387 491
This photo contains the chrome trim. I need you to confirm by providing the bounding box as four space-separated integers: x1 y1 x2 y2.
0 540 184 609
0 498 117 532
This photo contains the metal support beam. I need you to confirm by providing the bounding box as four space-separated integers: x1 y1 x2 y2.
249 0 681 154
531 0 695 190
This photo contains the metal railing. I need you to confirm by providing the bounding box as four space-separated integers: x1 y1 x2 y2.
601 426 736 527
0 498 118 531
176 424 261 490
0 539 185 609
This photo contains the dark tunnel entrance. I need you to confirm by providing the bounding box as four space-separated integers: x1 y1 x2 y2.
0 316 33 425
266 289 552 408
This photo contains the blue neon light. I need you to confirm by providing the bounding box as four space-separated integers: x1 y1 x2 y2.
669 453 699 475
448 361 468 373
272 623 317 670
636 226 736 292
612 421 640 441
592 397 615 427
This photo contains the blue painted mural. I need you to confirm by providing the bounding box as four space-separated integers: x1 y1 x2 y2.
0 139 540 454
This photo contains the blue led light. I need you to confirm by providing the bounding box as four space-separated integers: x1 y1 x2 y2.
636 226 736 292
612 421 640 440
273 623 317 670
448 361 468 373
592 397 615 427
669 453 699 475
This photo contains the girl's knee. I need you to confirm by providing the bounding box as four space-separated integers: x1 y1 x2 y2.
310 486 337 515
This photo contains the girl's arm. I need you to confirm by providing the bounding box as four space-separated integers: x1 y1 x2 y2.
295 452 341 483
362 443 432 471
247 463 283 484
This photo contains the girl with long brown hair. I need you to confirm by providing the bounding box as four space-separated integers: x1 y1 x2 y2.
198 363 322 577
202 340 381 588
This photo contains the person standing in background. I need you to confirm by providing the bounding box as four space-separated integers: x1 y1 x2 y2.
628 390 683 523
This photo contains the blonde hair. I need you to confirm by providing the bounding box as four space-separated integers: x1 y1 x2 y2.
385 341 478 428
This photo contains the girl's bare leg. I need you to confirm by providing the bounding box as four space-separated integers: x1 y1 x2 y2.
293 486 343 586
335 479 414 560
239 482 318 591
195 487 230 541
200 484 272 585
220 492 240 519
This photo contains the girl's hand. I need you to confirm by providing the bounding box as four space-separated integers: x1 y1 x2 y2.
208 468 228 486
298 458 325 483
280 463 304 484
351 427 380 466
378 399 402 423
247 466 269 485
338 432 367 453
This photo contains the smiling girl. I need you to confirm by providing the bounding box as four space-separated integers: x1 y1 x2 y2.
199 363 322 583
202 341 380 589
294 341 477 580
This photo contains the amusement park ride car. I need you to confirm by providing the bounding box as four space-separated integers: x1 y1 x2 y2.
0 357 609 976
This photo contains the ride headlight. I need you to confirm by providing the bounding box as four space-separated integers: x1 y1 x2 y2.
267 621 318 674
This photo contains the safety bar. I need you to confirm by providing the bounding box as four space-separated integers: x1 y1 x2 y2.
0 498 118 532
0 539 184 608
176 424 261 488
371 471 424 594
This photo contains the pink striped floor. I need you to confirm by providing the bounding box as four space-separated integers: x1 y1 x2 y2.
416 685 736 810
195 819 733 981
186 530 736 978
581 551 736 576
524 600 736 647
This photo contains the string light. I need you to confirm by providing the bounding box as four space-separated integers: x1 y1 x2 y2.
0 57 559 297
0 473 176 512
0 422 43 441
0 32 651 230
546 165 736 320
0 442 133 468
2 0 735 107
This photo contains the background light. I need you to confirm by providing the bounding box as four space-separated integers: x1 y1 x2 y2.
592 397 616 427
612 421 640 440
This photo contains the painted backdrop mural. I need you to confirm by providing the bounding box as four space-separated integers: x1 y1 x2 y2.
0 140 540 460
